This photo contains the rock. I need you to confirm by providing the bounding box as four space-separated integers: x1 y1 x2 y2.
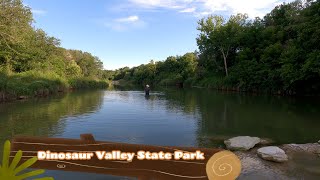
318 140 320 144
257 146 288 162
282 143 320 154
224 136 260 151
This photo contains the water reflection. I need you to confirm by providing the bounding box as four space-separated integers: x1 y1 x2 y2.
0 88 319 179
1 88 319 147
0 90 104 147
161 88 320 145
145 95 150 100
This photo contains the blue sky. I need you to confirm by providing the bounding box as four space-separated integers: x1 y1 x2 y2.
24 0 294 70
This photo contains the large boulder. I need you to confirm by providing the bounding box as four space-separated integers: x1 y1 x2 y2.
224 136 260 151
257 146 288 162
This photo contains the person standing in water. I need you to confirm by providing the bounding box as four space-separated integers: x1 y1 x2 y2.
145 84 150 96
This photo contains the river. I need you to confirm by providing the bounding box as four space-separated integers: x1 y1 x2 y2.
0 87 319 179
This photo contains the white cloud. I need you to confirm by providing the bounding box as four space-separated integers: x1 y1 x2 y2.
104 15 146 32
179 7 196 13
200 0 283 18
31 9 47 15
128 0 189 9
115 15 139 22
23 2 47 16
127 0 296 18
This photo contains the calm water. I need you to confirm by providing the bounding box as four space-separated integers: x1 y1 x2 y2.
0 87 319 179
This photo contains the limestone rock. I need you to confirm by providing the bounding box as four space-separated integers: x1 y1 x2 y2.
257 146 288 162
224 136 260 151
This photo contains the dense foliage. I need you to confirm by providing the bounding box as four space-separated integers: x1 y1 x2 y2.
113 0 319 95
112 53 198 87
0 0 108 99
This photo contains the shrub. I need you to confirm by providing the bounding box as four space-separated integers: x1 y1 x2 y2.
68 78 109 89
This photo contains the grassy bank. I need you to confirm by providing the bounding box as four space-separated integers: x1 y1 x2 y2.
0 70 109 102
185 76 304 95
179 76 296 95
112 79 136 88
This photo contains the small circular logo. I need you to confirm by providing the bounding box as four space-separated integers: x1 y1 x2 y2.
206 150 241 180
57 164 66 169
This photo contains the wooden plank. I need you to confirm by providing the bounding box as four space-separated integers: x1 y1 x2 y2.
10 134 221 179
80 134 96 144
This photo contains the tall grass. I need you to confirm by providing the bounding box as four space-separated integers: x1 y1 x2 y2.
157 74 183 86
68 78 109 89
1 71 68 96
0 70 108 101
189 76 231 89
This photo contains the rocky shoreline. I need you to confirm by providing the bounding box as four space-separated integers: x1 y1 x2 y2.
221 136 320 179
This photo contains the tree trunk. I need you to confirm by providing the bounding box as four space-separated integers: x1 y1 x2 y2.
221 49 228 76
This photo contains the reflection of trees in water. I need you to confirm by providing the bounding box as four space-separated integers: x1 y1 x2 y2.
161 89 200 115
0 90 104 145
162 89 320 145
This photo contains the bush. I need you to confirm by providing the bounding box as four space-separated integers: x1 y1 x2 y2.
68 78 109 89
158 74 183 86
0 69 109 100
196 76 226 88
0 71 7 91
4 71 69 96
184 77 197 87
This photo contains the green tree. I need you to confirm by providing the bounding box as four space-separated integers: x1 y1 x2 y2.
0 0 33 71
197 14 248 76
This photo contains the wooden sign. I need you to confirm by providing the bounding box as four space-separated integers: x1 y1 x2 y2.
10 134 221 180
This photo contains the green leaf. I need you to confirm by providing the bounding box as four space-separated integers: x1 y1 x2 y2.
13 157 38 175
9 150 22 172
2 140 11 169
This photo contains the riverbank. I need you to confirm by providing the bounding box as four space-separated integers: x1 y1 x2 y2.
184 76 320 96
112 79 135 87
0 71 109 102
115 78 320 97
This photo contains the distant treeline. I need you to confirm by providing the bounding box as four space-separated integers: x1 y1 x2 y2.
109 0 320 95
0 0 108 100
